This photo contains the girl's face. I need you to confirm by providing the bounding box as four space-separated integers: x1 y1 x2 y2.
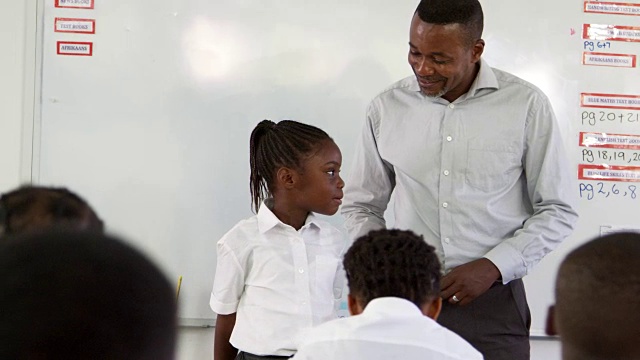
294 140 345 216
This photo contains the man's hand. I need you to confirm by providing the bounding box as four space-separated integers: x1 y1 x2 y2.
440 258 501 306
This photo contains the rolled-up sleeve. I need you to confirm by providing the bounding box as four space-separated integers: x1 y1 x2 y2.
210 241 245 314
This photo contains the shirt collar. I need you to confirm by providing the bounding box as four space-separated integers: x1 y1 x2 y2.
409 58 499 100
362 297 424 317
257 198 320 234
465 58 499 98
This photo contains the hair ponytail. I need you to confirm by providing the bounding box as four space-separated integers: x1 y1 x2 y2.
249 120 277 213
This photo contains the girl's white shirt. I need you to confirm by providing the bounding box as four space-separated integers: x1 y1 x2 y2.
210 199 346 357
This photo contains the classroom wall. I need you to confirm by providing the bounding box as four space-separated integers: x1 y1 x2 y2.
0 0 28 191
4 1 564 358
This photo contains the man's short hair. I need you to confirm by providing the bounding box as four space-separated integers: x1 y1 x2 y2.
415 0 484 45
343 229 441 308
555 232 640 359
0 231 177 360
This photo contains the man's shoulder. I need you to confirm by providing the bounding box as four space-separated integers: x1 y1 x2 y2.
491 67 549 100
371 75 418 101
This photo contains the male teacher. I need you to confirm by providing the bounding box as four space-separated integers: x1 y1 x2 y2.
341 0 578 359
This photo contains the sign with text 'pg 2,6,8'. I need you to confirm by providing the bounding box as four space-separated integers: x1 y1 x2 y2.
57 41 93 56
55 0 94 9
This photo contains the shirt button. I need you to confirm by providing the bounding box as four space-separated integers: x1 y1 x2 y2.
442 202 448 208
302 301 307 305
298 268 304 274
444 237 450 244
446 136 453 142
443 170 450 176
448 104 455 109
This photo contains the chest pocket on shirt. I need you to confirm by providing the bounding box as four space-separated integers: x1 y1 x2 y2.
314 255 340 301
465 139 521 192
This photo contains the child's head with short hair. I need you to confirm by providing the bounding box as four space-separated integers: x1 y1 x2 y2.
0 230 177 360
0 185 103 236
548 232 640 360
343 229 442 317
249 119 344 217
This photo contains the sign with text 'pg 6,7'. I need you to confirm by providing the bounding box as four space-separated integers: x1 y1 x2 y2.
55 0 94 9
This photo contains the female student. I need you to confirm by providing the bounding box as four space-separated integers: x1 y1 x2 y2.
210 120 346 360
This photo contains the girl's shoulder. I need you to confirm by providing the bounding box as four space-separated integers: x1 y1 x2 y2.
217 215 260 249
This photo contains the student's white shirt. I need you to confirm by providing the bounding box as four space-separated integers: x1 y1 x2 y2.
209 200 346 357
292 297 484 360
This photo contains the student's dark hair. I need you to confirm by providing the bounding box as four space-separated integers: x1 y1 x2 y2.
0 185 104 237
415 0 484 46
249 119 332 213
343 229 441 308
555 232 640 359
0 230 177 360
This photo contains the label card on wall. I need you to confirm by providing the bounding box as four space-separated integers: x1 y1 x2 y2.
57 41 93 56
54 18 95 34
55 0 94 9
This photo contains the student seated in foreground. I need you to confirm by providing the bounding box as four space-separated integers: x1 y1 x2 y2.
547 232 640 360
0 185 103 236
0 231 177 360
292 229 483 360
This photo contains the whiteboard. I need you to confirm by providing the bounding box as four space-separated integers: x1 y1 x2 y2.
35 0 640 334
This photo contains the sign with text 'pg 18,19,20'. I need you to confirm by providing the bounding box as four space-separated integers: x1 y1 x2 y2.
55 0 94 9
57 41 93 56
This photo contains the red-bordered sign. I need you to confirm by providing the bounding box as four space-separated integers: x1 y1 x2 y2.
581 93 640 110
580 132 640 149
584 1 640 16
582 52 637 68
55 0 94 9
579 164 640 182
57 41 93 56
54 18 95 34
583 23 640 42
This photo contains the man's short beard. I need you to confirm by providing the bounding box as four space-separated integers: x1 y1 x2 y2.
423 87 447 98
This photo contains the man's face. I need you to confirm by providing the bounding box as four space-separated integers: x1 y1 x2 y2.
408 14 483 103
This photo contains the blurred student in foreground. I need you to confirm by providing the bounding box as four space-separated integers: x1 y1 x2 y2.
292 229 482 360
547 232 640 360
0 231 177 360
0 185 103 236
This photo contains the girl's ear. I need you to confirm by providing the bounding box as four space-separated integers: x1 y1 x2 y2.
276 167 297 190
